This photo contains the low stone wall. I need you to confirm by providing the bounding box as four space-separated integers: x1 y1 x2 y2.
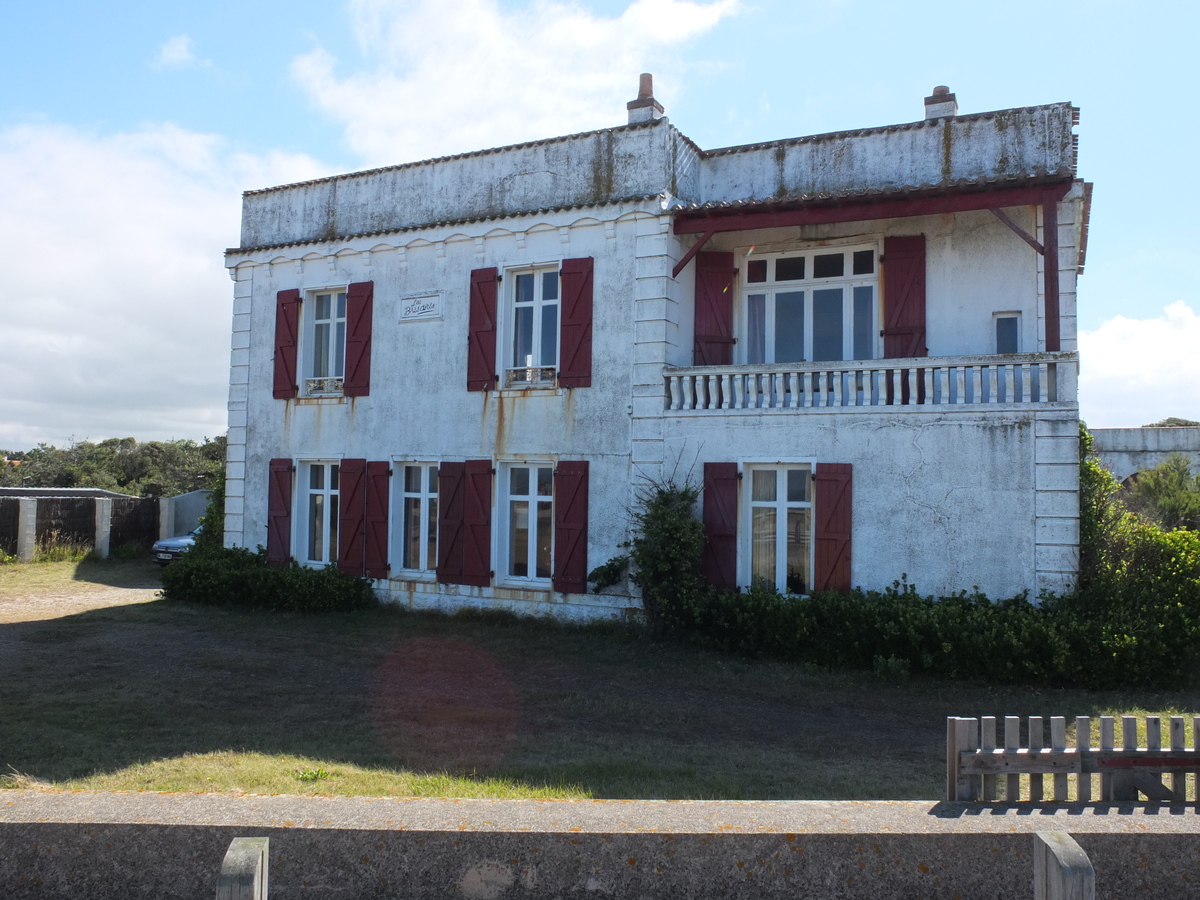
1091 426 1200 482
1 793 1197 899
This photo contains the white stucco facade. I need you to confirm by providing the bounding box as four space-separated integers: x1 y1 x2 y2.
224 84 1087 616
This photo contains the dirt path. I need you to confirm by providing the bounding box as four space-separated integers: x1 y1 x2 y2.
0 562 161 624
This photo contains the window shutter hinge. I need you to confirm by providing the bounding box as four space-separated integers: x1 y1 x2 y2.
496 275 503 283
736 471 744 480
489 570 496 578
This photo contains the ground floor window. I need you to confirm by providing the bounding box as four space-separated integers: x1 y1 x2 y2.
399 462 438 573
301 461 339 565
744 464 812 594
501 463 553 581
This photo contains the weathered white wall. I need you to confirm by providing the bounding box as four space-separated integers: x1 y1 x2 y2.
1091 427 1200 481
698 104 1077 204
240 104 1078 252
228 201 665 617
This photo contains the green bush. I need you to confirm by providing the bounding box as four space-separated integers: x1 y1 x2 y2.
159 545 378 613
627 426 1200 689
627 480 706 639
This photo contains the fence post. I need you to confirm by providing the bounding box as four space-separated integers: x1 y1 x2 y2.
159 497 173 541
946 717 979 801
16 498 37 562
1033 832 1094 900
216 837 269 900
94 498 112 559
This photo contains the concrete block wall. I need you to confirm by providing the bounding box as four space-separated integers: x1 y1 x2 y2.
2 794 1197 900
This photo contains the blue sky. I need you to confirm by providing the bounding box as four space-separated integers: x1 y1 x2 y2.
2 0 1198 447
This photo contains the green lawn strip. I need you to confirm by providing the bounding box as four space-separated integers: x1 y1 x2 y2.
1 562 1197 800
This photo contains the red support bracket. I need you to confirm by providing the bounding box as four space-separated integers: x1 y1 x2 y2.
671 227 716 279
988 207 1044 255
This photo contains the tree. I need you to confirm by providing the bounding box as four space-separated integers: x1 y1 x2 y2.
1125 453 1200 531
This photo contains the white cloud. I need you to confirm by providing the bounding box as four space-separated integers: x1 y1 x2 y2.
291 0 739 166
0 122 328 449
1078 302 1200 428
154 34 211 70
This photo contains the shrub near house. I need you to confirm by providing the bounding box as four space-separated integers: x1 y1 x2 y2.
625 427 1200 690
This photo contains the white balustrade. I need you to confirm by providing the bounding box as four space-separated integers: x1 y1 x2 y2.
663 352 1077 412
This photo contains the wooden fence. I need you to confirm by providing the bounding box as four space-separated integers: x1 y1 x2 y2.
948 715 1200 802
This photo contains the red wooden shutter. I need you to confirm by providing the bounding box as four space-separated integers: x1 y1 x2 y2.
553 461 589 593
266 458 293 567
693 252 736 366
344 281 373 397
364 461 391 579
462 460 493 587
881 236 927 358
558 258 594 388
338 458 367 574
813 463 852 593
273 290 300 399
468 268 498 391
436 462 465 583
702 462 738 590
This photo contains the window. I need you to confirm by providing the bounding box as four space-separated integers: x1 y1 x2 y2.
741 246 877 364
995 314 1020 354
398 463 438 573
501 463 554 581
305 290 347 396
300 461 339 565
743 464 812 594
505 268 559 387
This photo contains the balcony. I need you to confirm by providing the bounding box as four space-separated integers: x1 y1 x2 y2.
664 352 1078 413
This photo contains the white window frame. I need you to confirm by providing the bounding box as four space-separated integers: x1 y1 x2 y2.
496 460 555 587
394 461 439 577
297 460 341 567
994 311 1021 354
301 286 348 397
736 242 880 365
502 264 560 388
738 461 815 595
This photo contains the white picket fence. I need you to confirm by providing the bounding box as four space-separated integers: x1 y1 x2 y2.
948 715 1200 802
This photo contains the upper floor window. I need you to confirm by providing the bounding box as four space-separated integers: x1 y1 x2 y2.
506 268 559 387
740 245 878 364
306 290 347 396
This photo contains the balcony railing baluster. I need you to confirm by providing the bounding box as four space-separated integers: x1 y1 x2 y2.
663 352 1078 413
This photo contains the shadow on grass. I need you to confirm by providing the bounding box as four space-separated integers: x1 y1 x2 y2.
69 558 163 589
2 594 1197 800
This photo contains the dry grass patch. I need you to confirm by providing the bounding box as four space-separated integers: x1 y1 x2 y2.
2 561 1198 800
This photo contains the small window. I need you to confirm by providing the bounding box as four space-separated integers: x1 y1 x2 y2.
506 267 559 387
744 464 812 594
502 463 554 581
301 461 340 565
996 315 1020 354
398 463 439 573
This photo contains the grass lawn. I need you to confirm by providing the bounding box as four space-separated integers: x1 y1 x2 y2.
1 559 1197 800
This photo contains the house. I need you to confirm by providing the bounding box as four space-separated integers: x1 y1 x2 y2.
222 77 1088 617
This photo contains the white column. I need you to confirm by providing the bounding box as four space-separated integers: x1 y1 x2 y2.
16 498 37 562
94 498 112 559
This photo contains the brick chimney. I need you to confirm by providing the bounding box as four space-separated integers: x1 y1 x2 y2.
627 73 664 124
924 85 958 120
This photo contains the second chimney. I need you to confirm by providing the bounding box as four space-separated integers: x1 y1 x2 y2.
924 85 958 120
